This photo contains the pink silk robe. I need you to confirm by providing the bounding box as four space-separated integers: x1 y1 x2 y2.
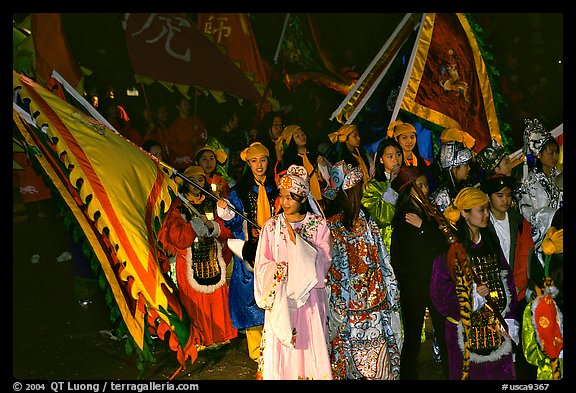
254 212 333 380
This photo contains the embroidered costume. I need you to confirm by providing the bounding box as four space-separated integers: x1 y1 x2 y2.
158 170 237 347
324 161 402 380
254 213 333 379
430 187 519 380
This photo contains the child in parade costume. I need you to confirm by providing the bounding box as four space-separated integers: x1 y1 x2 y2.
430 187 519 380
476 139 513 178
194 145 231 199
195 145 233 275
480 174 536 379
216 142 278 362
430 135 474 213
361 137 403 252
387 120 430 169
327 125 371 186
389 165 450 380
521 208 563 380
324 160 402 380
157 166 238 349
253 165 333 380
516 118 562 271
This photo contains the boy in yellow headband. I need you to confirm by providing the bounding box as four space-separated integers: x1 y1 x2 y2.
430 186 519 380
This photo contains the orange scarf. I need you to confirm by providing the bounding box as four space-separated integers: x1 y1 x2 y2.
255 178 271 227
299 153 322 202
404 154 418 167
353 149 370 185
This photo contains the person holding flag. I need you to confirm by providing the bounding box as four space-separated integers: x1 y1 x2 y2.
216 142 278 363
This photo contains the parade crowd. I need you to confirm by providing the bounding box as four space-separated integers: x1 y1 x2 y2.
15 84 563 381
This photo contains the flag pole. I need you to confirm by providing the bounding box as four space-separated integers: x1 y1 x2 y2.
253 13 291 128
157 160 261 229
274 13 291 65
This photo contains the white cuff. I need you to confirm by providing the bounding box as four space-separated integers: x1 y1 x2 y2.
381 183 398 205
472 282 487 311
190 217 208 237
207 221 221 238
504 318 520 345
216 203 235 221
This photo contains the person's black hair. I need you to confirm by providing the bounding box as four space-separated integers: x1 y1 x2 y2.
373 137 403 182
391 179 426 227
534 138 559 173
233 155 278 205
333 181 369 231
276 130 318 174
277 191 312 215
336 139 370 170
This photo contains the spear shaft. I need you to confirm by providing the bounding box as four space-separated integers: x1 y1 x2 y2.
158 160 261 229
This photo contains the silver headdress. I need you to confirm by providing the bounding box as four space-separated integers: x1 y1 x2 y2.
523 118 553 157
439 140 472 169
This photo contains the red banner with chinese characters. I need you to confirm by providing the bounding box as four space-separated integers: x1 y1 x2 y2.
197 13 270 87
124 13 262 103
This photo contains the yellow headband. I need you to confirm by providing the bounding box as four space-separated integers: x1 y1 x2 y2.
176 165 205 185
441 127 476 150
328 124 356 144
387 120 416 139
542 227 563 255
444 187 489 225
240 142 269 162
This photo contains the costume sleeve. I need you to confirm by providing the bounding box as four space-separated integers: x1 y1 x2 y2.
522 302 553 379
254 219 286 310
220 189 246 240
361 180 396 231
161 202 196 250
214 216 232 243
500 249 519 320
430 254 461 320
310 217 333 288
513 218 534 300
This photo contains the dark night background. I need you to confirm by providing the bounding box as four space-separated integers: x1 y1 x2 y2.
12 13 563 150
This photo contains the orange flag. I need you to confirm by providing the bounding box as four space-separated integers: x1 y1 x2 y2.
32 13 82 89
197 13 270 87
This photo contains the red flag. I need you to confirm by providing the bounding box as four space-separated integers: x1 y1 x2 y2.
123 13 262 104
31 13 82 89
399 13 501 152
197 13 270 87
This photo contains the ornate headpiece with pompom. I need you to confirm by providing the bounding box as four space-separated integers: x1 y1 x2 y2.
322 160 363 200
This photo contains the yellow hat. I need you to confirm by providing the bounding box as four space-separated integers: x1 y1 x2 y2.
240 142 269 162
176 165 205 185
387 120 416 139
194 145 227 164
328 124 357 144
441 127 476 150
444 187 489 225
